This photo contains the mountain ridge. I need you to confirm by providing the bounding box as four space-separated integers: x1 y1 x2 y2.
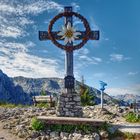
0 69 120 105
113 94 140 104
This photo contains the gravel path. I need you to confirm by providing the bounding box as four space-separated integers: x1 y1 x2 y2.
0 122 24 140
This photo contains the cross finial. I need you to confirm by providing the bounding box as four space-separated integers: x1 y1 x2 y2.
64 6 72 11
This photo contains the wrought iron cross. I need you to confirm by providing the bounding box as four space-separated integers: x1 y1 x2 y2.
39 6 99 92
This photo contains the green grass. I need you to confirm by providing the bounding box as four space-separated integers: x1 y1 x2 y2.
0 101 50 109
36 103 49 108
125 112 140 123
49 124 93 134
31 117 45 131
0 102 29 108
47 122 110 134
109 130 135 140
123 132 135 140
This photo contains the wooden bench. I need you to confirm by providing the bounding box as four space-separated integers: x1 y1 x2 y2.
33 95 56 107
37 116 105 126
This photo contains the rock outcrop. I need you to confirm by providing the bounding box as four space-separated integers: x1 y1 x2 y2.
0 70 31 105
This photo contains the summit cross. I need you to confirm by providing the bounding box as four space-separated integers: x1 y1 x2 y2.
39 6 99 117
39 6 99 92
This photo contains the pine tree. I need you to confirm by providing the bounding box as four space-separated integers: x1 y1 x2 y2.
79 84 95 106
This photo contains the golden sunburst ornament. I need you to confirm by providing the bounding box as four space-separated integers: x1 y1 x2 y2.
57 22 81 44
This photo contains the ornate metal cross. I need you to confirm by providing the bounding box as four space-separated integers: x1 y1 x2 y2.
39 6 99 92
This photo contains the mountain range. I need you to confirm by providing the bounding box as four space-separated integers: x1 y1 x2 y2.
0 69 126 105
113 94 140 104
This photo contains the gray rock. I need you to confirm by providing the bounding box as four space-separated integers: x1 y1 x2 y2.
3 123 11 129
30 131 40 138
92 133 100 140
72 133 82 140
50 132 59 138
100 130 108 139
42 135 50 140
60 132 69 138
17 129 28 138
81 138 90 140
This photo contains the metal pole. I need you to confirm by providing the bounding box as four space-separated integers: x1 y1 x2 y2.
99 81 107 110
101 90 103 109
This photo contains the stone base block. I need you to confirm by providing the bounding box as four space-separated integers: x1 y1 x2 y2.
56 92 83 117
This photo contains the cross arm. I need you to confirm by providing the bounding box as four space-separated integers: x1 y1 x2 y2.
39 31 99 41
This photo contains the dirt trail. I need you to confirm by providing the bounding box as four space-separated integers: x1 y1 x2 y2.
0 122 24 140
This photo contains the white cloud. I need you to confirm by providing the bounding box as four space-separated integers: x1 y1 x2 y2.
0 0 64 38
0 0 63 16
128 72 138 76
75 48 102 65
78 55 102 65
0 2 16 15
75 48 89 56
18 17 34 26
0 0 80 77
23 1 63 15
73 20 82 26
0 0 80 39
110 53 131 62
0 40 63 78
73 48 103 78
0 25 26 38
71 2 80 11
92 57 102 63
106 84 140 96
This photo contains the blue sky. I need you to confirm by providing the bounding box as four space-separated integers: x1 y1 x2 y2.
0 0 140 95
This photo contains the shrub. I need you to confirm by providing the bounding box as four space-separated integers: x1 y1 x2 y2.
80 86 95 106
49 124 93 134
109 131 135 140
98 122 110 131
31 117 45 131
123 132 135 140
125 112 140 123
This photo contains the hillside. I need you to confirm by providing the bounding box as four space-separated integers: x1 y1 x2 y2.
0 69 118 105
0 70 30 104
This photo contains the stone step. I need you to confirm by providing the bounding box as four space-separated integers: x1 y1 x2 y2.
37 116 105 126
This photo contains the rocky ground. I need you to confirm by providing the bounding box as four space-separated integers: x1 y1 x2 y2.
83 104 128 123
0 105 139 140
0 122 24 140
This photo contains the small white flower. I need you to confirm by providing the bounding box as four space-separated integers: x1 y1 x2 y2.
57 22 81 44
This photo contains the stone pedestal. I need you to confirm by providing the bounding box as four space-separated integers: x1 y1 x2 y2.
57 91 83 117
